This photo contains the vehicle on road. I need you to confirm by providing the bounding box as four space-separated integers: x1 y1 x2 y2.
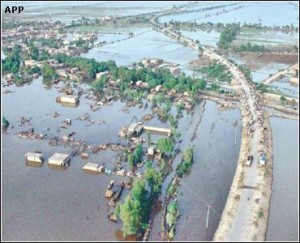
246 155 253 166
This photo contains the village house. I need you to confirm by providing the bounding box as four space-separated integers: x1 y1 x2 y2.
48 153 70 167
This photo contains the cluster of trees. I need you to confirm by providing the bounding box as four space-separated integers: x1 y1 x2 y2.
42 64 58 80
70 37 89 49
255 83 269 93
2 44 22 74
176 147 193 177
127 144 143 170
57 54 207 94
218 23 240 49
157 138 174 157
115 162 162 236
56 54 115 79
234 42 265 52
25 65 41 76
166 201 179 239
201 61 232 83
37 38 60 49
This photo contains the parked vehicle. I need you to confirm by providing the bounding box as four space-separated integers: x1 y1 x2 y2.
246 155 253 166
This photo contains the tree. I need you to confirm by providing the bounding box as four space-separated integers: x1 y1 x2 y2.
119 196 140 236
133 144 143 164
166 201 178 227
128 153 134 170
144 162 162 196
30 47 39 60
280 95 286 102
42 64 55 79
157 138 174 156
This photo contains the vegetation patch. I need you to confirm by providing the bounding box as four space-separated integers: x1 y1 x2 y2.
200 60 233 83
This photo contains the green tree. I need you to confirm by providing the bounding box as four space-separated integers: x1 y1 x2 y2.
280 95 286 102
128 153 134 170
42 64 55 79
157 138 174 156
30 47 39 60
133 144 143 164
144 162 162 196
119 196 140 236
166 201 178 227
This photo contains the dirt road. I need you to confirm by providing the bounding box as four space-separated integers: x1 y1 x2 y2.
263 63 298 85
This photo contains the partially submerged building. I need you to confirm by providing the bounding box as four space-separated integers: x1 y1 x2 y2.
128 123 143 137
147 146 156 156
56 95 79 104
82 163 104 173
143 126 172 137
48 153 70 167
25 152 43 166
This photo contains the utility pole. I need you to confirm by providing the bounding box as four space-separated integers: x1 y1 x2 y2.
205 205 211 241
235 126 237 145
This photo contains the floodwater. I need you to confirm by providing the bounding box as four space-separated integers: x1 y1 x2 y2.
158 2 238 24
174 101 241 241
226 52 290 83
2 1 194 22
270 77 299 99
81 26 198 73
2 76 242 240
149 100 242 241
2 79 155 241
202 2 298 27
235 29 299 47
266 118 298 241
180 29 220 48
251 63 290 83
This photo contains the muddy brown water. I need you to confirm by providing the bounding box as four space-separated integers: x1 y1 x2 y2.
2 78 242 241
149 101 242 241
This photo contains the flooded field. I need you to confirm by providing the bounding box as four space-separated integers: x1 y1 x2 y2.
180 29 220 47
270 77 299 99
2 1 298 241
266 118 299 241
158 2 238 24
203 2 298 27
2 1 194 22
226 52 291 83
81 26 198 73
234 29 299 47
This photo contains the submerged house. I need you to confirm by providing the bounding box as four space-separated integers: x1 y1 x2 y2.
128 123 143 137
56 95 79 104
82 163 104 173
48 153 70 167
147 146 156 156
25 152 43 166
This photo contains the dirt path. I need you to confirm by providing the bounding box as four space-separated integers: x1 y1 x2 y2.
262 63 298 85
